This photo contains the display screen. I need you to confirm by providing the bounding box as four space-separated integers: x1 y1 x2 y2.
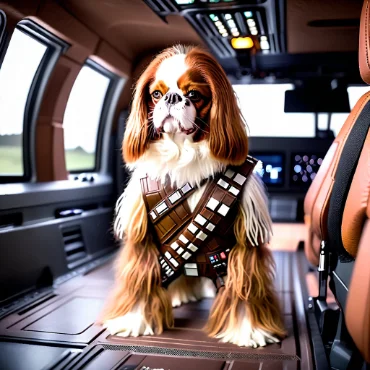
291 153 324 186
251 153 284 186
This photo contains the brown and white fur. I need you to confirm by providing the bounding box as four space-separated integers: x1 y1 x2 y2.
101 45 286 347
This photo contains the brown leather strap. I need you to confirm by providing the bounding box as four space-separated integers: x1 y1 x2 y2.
154 156 258 286
141 178 189 223
140 177 209 245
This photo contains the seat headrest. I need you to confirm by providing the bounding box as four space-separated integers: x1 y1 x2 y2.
359 0 370 84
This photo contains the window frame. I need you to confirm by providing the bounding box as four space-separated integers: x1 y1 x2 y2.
0 19 68 184
0 10 6 65
66 59 123 175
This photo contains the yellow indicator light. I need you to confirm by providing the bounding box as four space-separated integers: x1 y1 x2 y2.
231 37 254 49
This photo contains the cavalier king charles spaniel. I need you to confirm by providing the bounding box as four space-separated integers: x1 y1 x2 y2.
101 45 285 347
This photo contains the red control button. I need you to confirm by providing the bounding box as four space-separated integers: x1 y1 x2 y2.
220 252 226 260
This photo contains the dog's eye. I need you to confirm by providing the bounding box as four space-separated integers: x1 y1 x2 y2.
187 90 201 101
152 90 163 99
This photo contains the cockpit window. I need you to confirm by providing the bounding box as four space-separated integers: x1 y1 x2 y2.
234 84 370 138
0 28 47 176
233 84 316 137
63 63 111 173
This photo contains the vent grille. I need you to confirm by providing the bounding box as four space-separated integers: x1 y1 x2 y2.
193 14 235 58
62 226 87 265
144 0 178 13
102 344 299 361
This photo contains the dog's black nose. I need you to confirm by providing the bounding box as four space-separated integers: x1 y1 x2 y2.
164 92 182 105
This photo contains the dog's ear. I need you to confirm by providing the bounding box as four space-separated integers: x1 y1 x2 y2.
186 48 249 166
122 73 153 164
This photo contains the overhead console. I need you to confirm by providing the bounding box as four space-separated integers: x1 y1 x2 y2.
143 0 285 76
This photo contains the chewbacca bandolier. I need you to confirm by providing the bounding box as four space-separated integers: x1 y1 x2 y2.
140 156 258 290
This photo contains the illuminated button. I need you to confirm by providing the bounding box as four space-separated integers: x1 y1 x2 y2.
156 202 168 214
165 251 172 259
169 191 181 204
188 243 198 252
234 173 247 185
170 258 179 267
196 231 208 241
181 183 192 194
220 252 226 259
150 211 157 219
218 204 230 216
194 214 207 226
206 197 219 211
171 242 179 251
217 179 229 189
187 223 198 234
182 252 191 260
229 186 240 196
179 234 189 244
206 223 215 231
177 247 184 254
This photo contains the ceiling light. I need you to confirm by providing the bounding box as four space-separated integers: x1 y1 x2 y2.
260 40 270 50
231 37 254 49
175 0 195 4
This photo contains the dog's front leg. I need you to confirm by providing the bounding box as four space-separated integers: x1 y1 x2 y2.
102 238 173 337
100 175 173 337
205 174 286 347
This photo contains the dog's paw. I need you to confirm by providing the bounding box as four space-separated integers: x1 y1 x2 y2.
103 309 154 337
168 276 216 308
215 316 280 348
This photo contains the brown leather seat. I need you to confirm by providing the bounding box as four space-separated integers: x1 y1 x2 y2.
324 1 370 363
303 0 370 267
343 130 370 363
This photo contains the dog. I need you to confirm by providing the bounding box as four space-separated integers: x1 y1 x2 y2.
101 45 285 347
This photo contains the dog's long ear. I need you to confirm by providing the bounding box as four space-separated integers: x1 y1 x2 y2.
186 48 249 166
122 71 153 164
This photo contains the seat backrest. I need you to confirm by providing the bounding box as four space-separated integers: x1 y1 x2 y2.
304 0 370 266
326 1 370 362
341 126 370 364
